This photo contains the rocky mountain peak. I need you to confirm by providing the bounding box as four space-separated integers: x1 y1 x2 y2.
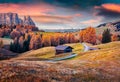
23 16 35 26
0 12 35 26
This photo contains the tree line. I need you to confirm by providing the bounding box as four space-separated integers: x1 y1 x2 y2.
9 26 119 53
0 24 38 38
79 27 119 44
10 32 79 53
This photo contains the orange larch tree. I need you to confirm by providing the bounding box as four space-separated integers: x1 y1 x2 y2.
42 35 51 47
111 34 118 42
79 27 96 44
29 34 42 50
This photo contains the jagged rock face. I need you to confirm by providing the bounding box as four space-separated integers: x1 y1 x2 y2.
0 13 35 26
0 13 21 25
23 16 35 26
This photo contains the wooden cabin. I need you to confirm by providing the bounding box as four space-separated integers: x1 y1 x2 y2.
55 45 73 55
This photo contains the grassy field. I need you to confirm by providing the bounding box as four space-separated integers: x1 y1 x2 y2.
14 43 84 60
70 41 120 61
0 41 120 82
15 41 120 61
36 32 63 36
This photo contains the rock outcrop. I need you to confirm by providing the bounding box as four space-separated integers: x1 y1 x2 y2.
0 12 35 26
23 16 35 26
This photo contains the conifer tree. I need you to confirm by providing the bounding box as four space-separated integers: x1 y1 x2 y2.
102 29 111 43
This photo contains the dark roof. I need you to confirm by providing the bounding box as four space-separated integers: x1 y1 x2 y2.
55 45 73 50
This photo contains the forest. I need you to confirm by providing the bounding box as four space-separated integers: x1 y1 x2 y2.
0 25 119 53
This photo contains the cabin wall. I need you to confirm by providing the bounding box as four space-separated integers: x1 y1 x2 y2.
65 49 72 52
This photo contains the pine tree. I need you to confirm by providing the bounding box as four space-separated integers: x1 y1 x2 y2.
23 35 30 51
10 42 14 51
102 29 111 43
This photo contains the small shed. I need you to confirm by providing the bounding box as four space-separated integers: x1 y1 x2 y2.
55 45 73 55
82 43 98 52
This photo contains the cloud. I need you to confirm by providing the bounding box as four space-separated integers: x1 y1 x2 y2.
0 0 105 9
101 4 120 13
94 4 120 19
0 0 41 3
74 14 82 17
81 17 103 27
1 0 120 12
81 19 98 24
0 3 55 15
31 14 82 24
0 3 83 26
32 15 72 24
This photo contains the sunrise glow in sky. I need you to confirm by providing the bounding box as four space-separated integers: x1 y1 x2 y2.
0 0 120 29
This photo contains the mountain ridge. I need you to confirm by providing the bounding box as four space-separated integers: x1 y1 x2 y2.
97 20 120 31
0 12 35 26
96 20 120 36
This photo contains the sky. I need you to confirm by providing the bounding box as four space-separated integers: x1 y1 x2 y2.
0 0 120 29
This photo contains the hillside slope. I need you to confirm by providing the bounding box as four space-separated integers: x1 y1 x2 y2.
0 48 17 60
96 21 120 35
13 43 83 60
0 41 120 82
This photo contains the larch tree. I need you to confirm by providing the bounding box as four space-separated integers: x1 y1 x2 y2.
10 29 21 39
51 35 60 46
111 34 118 42
29 34 42 50
79 30 84 42
42 35 51 47
79 27 96 44
18 36 24 48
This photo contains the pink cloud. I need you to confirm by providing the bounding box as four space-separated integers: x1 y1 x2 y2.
102 4 120 13
81 17 103 26
0 3 83 25
74 14 82 17
94 3 120 13
31 14 73 24
31 13 82 24
0 3 55 15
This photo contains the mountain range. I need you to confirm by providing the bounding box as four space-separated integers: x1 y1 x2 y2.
97 20 120 31
96 20 120 36
0 13 35 26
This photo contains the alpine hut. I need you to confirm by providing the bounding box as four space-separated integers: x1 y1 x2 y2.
55 45 73 55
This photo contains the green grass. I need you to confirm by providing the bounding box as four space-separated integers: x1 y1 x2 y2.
73 41 120 61
3 41 120 81
36 32 60 36
15 41 120 61
16 43 84 60
47 43 83 59
65 43 84 54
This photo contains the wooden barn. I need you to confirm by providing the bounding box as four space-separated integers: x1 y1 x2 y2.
55 45 73 55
